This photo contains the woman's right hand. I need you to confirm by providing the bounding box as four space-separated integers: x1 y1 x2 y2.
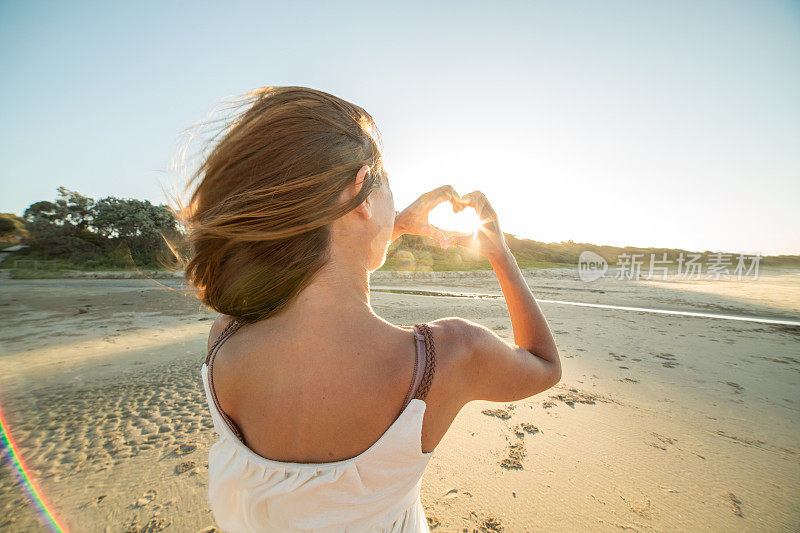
393 185 464 247
446 190 510 261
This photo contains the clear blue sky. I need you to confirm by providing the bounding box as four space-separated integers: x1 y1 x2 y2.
1 0 798 254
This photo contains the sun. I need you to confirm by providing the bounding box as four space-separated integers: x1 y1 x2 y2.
427 203 483 235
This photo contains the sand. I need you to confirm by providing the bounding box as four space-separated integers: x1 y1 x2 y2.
0 269 798 532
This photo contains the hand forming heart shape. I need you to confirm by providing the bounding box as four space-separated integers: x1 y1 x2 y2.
394 185 467 249
394 186 508 260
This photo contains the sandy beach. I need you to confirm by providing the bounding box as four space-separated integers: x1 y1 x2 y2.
0 269 798 532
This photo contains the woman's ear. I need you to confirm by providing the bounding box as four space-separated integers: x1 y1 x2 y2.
350 165 373 220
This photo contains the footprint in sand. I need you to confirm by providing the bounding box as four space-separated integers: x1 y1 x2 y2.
726 492 744 517
175 443 197 456
646 432 678 451
609 352 627 361
426 515 441 529
481 409 511 420
465 511 505 532
132 488 157 509
549 387 609 407
124 515 171 532
724 381 744 394
443 488 459 499
714 430 774 452
499 441 526 470
620 493 654 520
654 353 679 368
513 423 539 437
176 460 197 474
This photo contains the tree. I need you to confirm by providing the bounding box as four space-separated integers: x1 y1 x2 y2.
92 197 175 238
54 187 94 230
23 201 59 225
92 197 178 265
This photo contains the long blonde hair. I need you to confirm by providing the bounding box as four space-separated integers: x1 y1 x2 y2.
175 86 385 323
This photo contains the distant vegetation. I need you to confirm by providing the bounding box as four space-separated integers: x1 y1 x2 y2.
381 234 800 272
0 213 28 243
2 187 798 274
2 187 181 270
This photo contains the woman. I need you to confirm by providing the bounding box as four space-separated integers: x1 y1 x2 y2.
181 86 561 532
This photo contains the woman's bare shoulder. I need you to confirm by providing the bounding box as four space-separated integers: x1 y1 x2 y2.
421 317 479 405
407 317 486 449
426 316 478 352
207 314 236 354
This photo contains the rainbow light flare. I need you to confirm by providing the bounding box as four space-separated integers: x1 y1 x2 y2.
0 400 69 532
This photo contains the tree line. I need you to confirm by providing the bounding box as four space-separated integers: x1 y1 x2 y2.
1 187 797 271
2 187 181 268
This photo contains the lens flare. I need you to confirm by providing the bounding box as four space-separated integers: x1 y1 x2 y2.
0 400 69 532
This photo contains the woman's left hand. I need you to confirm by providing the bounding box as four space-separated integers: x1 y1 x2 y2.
392 185 463 247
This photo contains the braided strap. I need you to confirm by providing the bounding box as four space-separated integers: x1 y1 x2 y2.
205 319 241 365
204 319 246 442
413 323 437 401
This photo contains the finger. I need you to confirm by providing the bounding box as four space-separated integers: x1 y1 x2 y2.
425 185 463 209
428 225 448 249
451 192 474 212
457 191 486 217
468 191 499 220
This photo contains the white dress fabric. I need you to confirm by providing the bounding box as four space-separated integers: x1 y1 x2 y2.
200 324 437 532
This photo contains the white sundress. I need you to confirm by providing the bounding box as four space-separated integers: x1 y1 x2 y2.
200 321 438 532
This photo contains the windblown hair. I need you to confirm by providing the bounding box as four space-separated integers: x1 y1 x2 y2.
175 86 385 323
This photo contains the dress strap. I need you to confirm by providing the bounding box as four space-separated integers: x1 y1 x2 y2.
413 323 437 401
205 318 242 366
401 323 437 410
204 319 246 443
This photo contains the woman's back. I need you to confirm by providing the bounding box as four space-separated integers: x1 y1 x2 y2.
207 315 466 464
201 317 461 532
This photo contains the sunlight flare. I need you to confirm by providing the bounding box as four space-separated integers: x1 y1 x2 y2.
428 203 482 235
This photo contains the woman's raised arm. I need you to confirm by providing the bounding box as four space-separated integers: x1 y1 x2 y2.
446 191 561 403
